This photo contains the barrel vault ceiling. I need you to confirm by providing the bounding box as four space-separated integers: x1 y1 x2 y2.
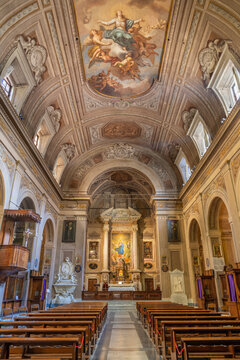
0 0 239 197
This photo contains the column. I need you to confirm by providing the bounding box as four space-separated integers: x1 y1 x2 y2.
132 224 139 271
102 223 109 272
155 214 171 299
182 214 197 304
223 163 240 261
75 215 88 299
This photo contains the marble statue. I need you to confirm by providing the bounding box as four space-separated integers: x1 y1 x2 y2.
52 257 77 304
170 269 188 305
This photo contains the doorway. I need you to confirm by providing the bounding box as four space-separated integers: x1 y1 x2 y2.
145 278 154 292
88 278 98 292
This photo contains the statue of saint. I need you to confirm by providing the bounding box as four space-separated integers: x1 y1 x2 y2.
56 257 77 284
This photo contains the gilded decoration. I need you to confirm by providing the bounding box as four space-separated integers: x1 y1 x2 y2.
0 143 15 179
102 122 141 138
202 174 226 206
231 152 240 181
74 0 171 97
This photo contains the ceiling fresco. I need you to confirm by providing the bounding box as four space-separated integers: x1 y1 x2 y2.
74 0 172 97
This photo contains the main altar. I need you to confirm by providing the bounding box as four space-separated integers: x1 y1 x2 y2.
101 207 142 290
83 206 162 300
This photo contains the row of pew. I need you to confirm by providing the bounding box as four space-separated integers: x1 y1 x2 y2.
136 301 240 360
0 301 108 360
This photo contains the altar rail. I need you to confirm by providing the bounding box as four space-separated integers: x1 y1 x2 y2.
82 291 162 301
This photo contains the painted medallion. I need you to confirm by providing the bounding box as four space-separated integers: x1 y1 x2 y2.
74 0 172 97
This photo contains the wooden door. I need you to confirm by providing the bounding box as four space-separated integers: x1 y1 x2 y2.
88 278 97 292
145 278 154 292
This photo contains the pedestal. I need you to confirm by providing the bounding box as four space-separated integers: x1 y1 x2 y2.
170 269 188 305
52 282 77 304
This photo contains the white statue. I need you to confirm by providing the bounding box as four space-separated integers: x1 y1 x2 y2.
56 257 77 283
52 257 77 304
170 269 188 305
173 276 183 293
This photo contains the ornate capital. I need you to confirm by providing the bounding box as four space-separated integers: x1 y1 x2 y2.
132 224 138 232
103 224 109 232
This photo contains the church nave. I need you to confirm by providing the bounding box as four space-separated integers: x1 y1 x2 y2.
92 302 158 360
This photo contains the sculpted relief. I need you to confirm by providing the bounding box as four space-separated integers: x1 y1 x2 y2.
102 122 141 138
17 35 47 84
198 39 231 85
74 0 171 97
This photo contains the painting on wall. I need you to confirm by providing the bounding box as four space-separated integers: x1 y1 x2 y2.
44 249 52 265
143 241 153 259
167 220 181 242
213 242 222 257
62 220 76 243
74 0 172 97
111 232 131 269
88 241 99 260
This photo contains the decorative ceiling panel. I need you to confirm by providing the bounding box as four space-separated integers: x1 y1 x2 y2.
74 0 172 97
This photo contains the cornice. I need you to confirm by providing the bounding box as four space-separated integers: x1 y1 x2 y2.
0 87 63 201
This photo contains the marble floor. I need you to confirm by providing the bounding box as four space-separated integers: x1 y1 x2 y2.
92 302 159 360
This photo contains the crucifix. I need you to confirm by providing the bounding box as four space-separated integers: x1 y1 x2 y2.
24 228 32 247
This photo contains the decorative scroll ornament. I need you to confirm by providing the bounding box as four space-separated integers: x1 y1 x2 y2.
181 108 197 132
104 143 136 160
61 143 76 161
75 160 93 179
148 159 169 181
167 142 180 161
17 35 47 84
46 106 61 133
198 39 231 85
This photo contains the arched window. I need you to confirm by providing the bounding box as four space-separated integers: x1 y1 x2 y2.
186 110 211 158
207 45 240 114
33 106 61 156
175 149 191 184
1 77 13 99
0 44 36 113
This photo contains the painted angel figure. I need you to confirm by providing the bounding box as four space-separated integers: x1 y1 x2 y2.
97 10 143 51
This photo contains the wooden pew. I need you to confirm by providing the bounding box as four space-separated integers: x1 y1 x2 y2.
0 302 107 359
0 327 88 358
142 309 211 327
148 313 233 339
15 315 103 340
136 302 193 320
0 320 96 353
181 337 240 360
0 337 81 360
145 310 215 333
154 317 238 354
171 327 240 360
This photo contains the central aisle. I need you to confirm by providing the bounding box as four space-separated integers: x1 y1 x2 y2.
92 301 159 360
